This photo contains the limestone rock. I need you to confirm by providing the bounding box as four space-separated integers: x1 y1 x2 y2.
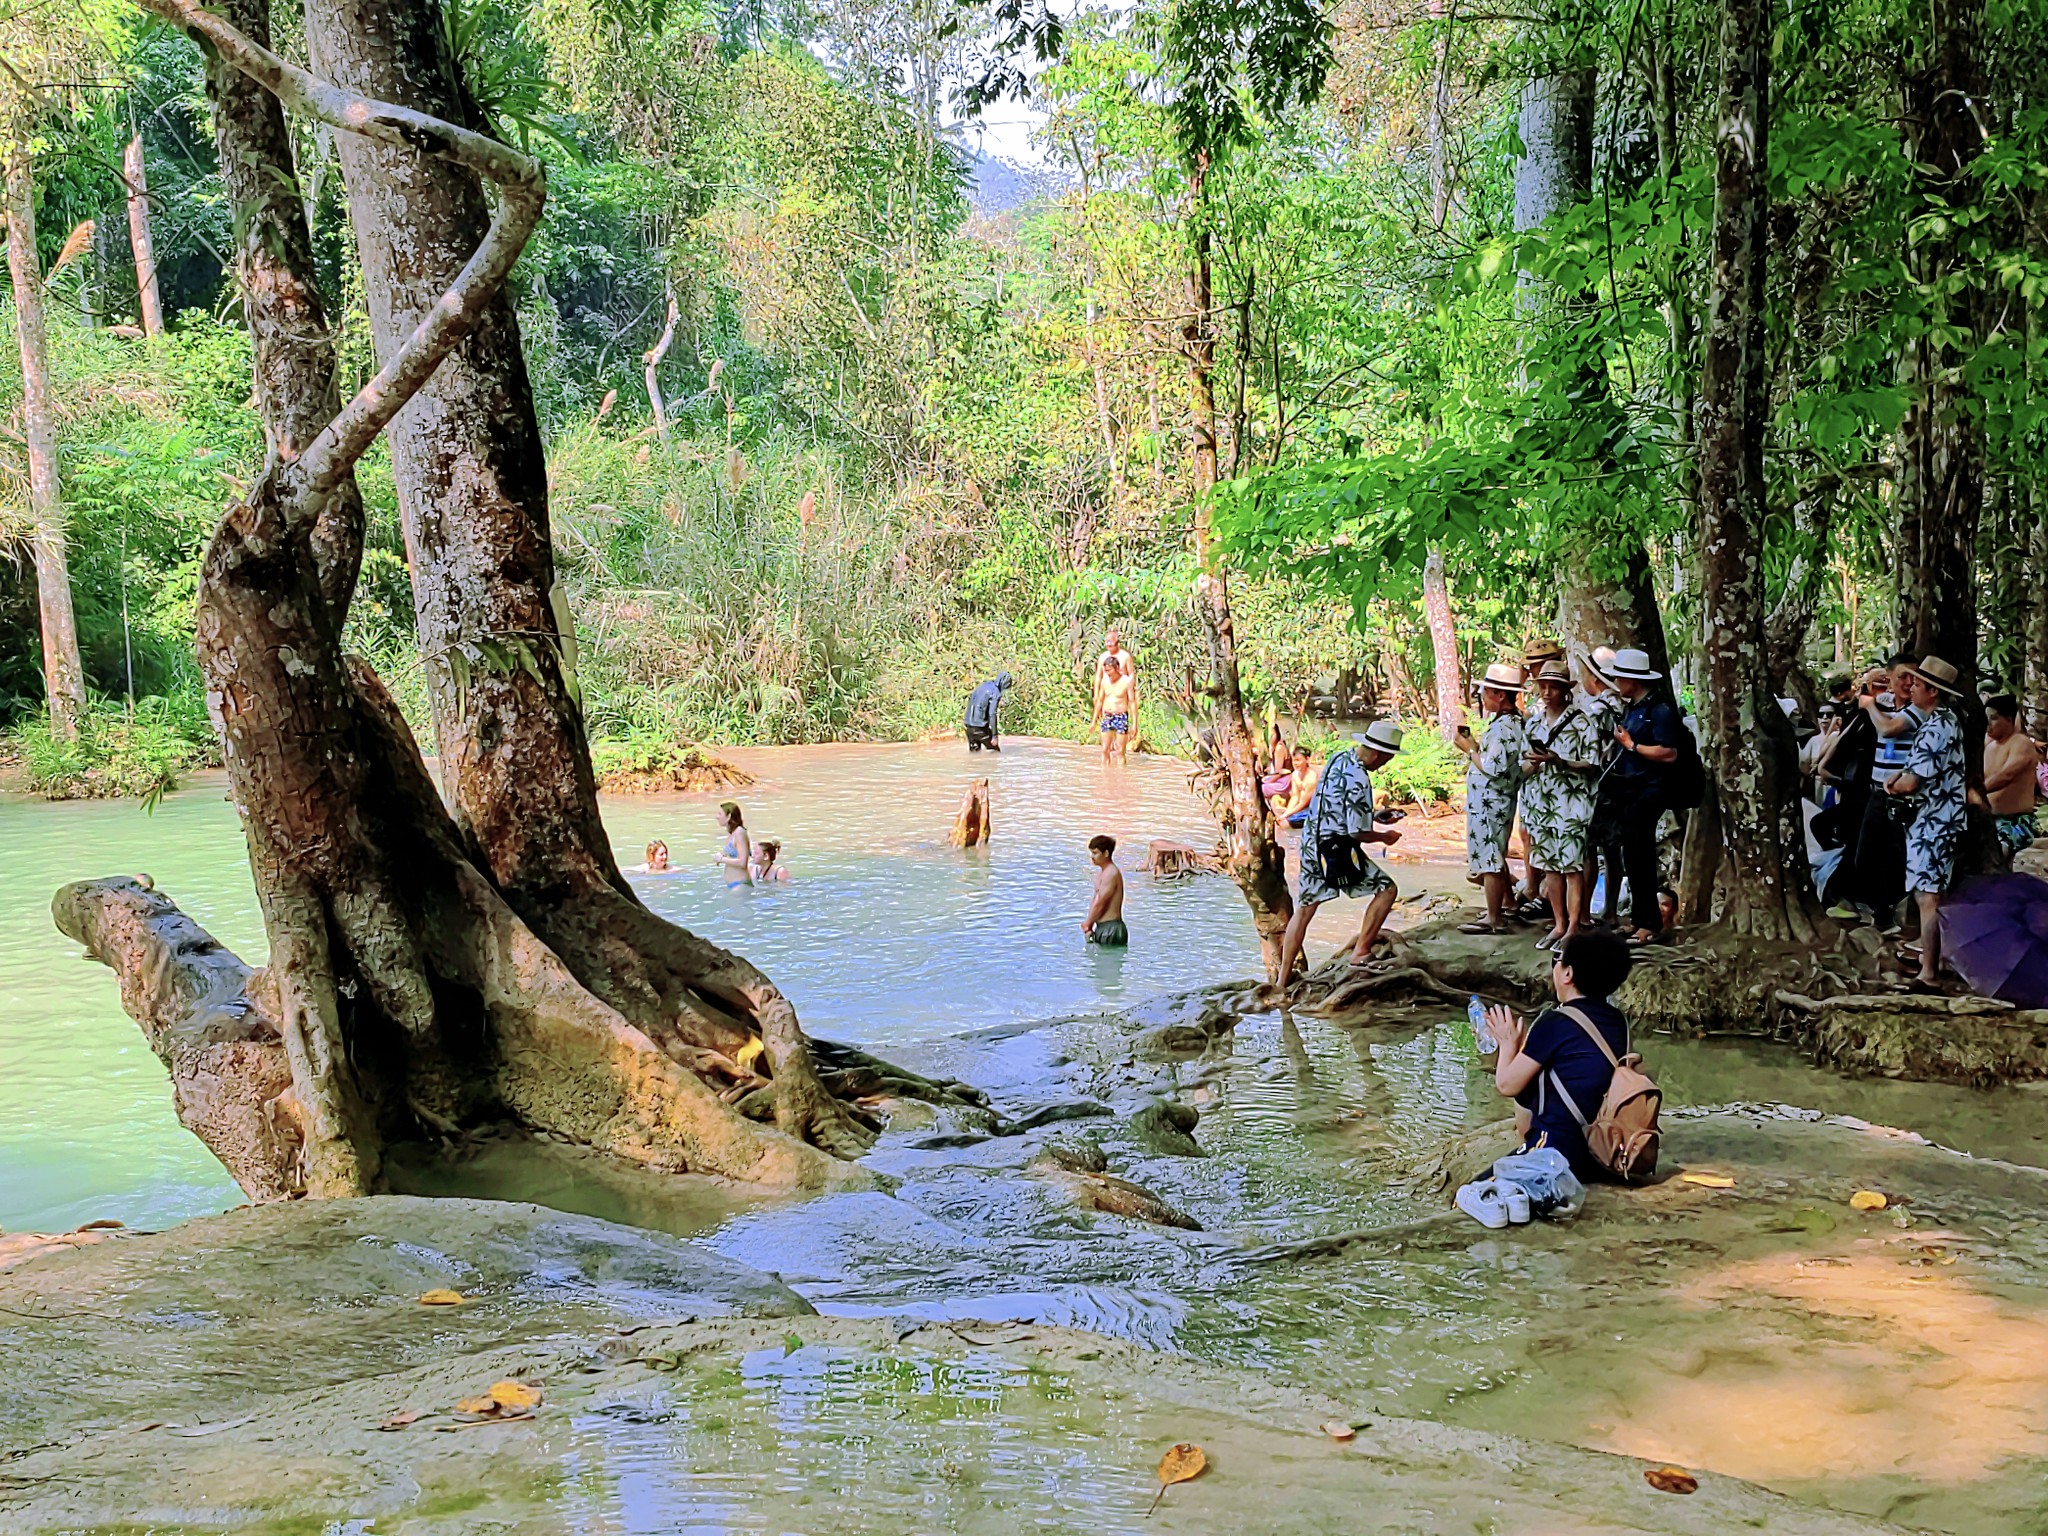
1130 1097 1204 1157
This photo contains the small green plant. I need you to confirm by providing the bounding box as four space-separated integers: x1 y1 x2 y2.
9 694 215 802
1360 725 1464 809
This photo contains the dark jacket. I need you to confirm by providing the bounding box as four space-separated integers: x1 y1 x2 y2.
965 672 1013 733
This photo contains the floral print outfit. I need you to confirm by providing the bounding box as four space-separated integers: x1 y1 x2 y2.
1298 748 1394 905
1902 704 1966 895
1521 705 1600 871
1465 710 1527 878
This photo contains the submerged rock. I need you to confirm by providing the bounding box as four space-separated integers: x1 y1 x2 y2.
1035 1134 1109 1174
997 1098 1112 1134
1130 1096 1204 1157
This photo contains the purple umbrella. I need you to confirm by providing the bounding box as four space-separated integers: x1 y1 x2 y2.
1940 872 2048 1010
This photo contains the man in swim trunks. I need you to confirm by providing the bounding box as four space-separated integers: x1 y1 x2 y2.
1082 834 1128 945
1094 655 1136 763
1093 627 1137 742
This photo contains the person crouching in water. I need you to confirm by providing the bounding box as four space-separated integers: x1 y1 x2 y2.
1478 928 1634 1184
1082 834 1127 945
1273 721 1407 986
1455 662 1528 934
964 670 1013 752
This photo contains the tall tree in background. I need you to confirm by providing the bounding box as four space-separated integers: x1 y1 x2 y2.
1692 0 1813 939
122 121 162 336
3 100 87 740
1163 0 1331 974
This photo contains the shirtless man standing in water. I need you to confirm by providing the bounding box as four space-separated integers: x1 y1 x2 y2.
1094 655 1136 763
1082 834 1128 945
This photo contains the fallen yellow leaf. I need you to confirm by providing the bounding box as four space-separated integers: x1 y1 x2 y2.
378 1408 422 1431
1147 1442 1207 1515
454 1395 499 1417
1644 1465 1699 1494
1850 1190 1889 1212
488 1380 542 1411
1678 1172 1735 1189
1319 1419 1356 1441
735 1037 765 1071
417 1289 465 1306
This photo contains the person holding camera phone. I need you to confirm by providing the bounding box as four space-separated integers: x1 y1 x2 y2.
1272 722 1408 989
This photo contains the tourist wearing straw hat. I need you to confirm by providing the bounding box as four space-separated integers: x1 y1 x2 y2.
1576 645 1628 928
1520 659 1601 949
1274 721 1407 987
1608 647 1684 945
1454 662 1529 934
1886 654 1968 989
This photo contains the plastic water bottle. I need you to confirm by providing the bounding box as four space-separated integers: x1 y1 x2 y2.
1468 995 1497 1054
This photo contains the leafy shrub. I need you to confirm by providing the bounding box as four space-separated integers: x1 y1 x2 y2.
10 693 216 802
1360 724 1465 808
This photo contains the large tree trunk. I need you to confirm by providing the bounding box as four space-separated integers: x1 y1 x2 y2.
304 0 888 1153
1513 65 1671 677
1896 0 1988 769
2028 481 2048 740
4 139 88 742
1693 0 1814 940
123 129 163 337
1422 545 1463 740
1184 152 1292 975
62 0 971 1202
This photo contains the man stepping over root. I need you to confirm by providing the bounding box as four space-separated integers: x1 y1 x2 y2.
1273 721 1407 989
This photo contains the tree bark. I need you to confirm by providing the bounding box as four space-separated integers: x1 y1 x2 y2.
643 283 676 442
1694 0 1814 940
1896 0 1988 776
69 0 973 1202
1513 65 1671 677
123 130 163 337
2028 481 2048 740
4 139 88 741
1422 545 1463 740
1184 152 1292 975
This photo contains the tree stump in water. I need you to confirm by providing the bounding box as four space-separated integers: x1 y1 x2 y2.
1143 840 1223 879
949 778 992 847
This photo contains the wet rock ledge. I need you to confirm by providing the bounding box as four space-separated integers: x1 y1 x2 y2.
1 1195 1899 1533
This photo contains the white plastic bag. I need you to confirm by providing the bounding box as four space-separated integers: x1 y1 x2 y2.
1493 1147 1585 1219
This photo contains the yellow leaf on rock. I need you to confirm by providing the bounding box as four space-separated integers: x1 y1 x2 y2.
1850 1190 1889 1211
1319 1420 1357 1441
1678 1172 1735 1189
1147 1442 1208 1511
1645 1465 1699 1494
454 1395 499 1417
734 1037 765 1072
488 1380 542 1411
417 1289 465 1306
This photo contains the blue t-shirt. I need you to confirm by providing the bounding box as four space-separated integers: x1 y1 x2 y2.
1612 695 1685 794
1515 996 1630 1181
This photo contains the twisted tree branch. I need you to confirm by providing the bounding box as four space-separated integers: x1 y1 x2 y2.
132 0 544 500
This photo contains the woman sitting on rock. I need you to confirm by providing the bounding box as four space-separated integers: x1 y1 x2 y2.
1480 928 1634 1183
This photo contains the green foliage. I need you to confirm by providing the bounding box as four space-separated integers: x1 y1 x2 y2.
8 694 214 802
1366 728 1464 810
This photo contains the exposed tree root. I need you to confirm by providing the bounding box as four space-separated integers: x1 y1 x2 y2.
949 778 991 847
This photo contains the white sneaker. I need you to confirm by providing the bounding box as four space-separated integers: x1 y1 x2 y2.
1455 1178 1510 1229
1501 1182 1532 1224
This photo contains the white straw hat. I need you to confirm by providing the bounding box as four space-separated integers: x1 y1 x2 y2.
1473 661 1525 695
1608 647 1661 681
1353 720 1405 756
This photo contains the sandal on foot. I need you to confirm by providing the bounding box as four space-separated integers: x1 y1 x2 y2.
1536 930 1565 951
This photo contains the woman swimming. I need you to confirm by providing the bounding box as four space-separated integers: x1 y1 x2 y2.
627 838 673 874
750 838 791 883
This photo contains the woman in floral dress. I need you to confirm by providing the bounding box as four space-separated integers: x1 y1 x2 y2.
1520 660 1601 949
1456 662 1528 934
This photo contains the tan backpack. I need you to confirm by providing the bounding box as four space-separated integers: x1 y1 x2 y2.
1550 1004 1661 1183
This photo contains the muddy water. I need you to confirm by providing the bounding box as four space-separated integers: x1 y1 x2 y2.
12 742 2048 1532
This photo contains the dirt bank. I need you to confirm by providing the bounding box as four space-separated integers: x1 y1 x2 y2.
0 1196 1899 1534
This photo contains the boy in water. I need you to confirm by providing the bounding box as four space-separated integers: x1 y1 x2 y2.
1081 834 1128 945
1094 656 1136 763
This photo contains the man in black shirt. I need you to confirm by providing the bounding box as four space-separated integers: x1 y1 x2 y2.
1606 648 1683 944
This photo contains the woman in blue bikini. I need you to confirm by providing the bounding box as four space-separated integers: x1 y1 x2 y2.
714 801 753 886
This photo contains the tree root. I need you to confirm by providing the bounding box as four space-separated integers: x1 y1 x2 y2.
1242 1211 1463 1263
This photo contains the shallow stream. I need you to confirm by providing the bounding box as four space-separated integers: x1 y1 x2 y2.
9 741 2048 1532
